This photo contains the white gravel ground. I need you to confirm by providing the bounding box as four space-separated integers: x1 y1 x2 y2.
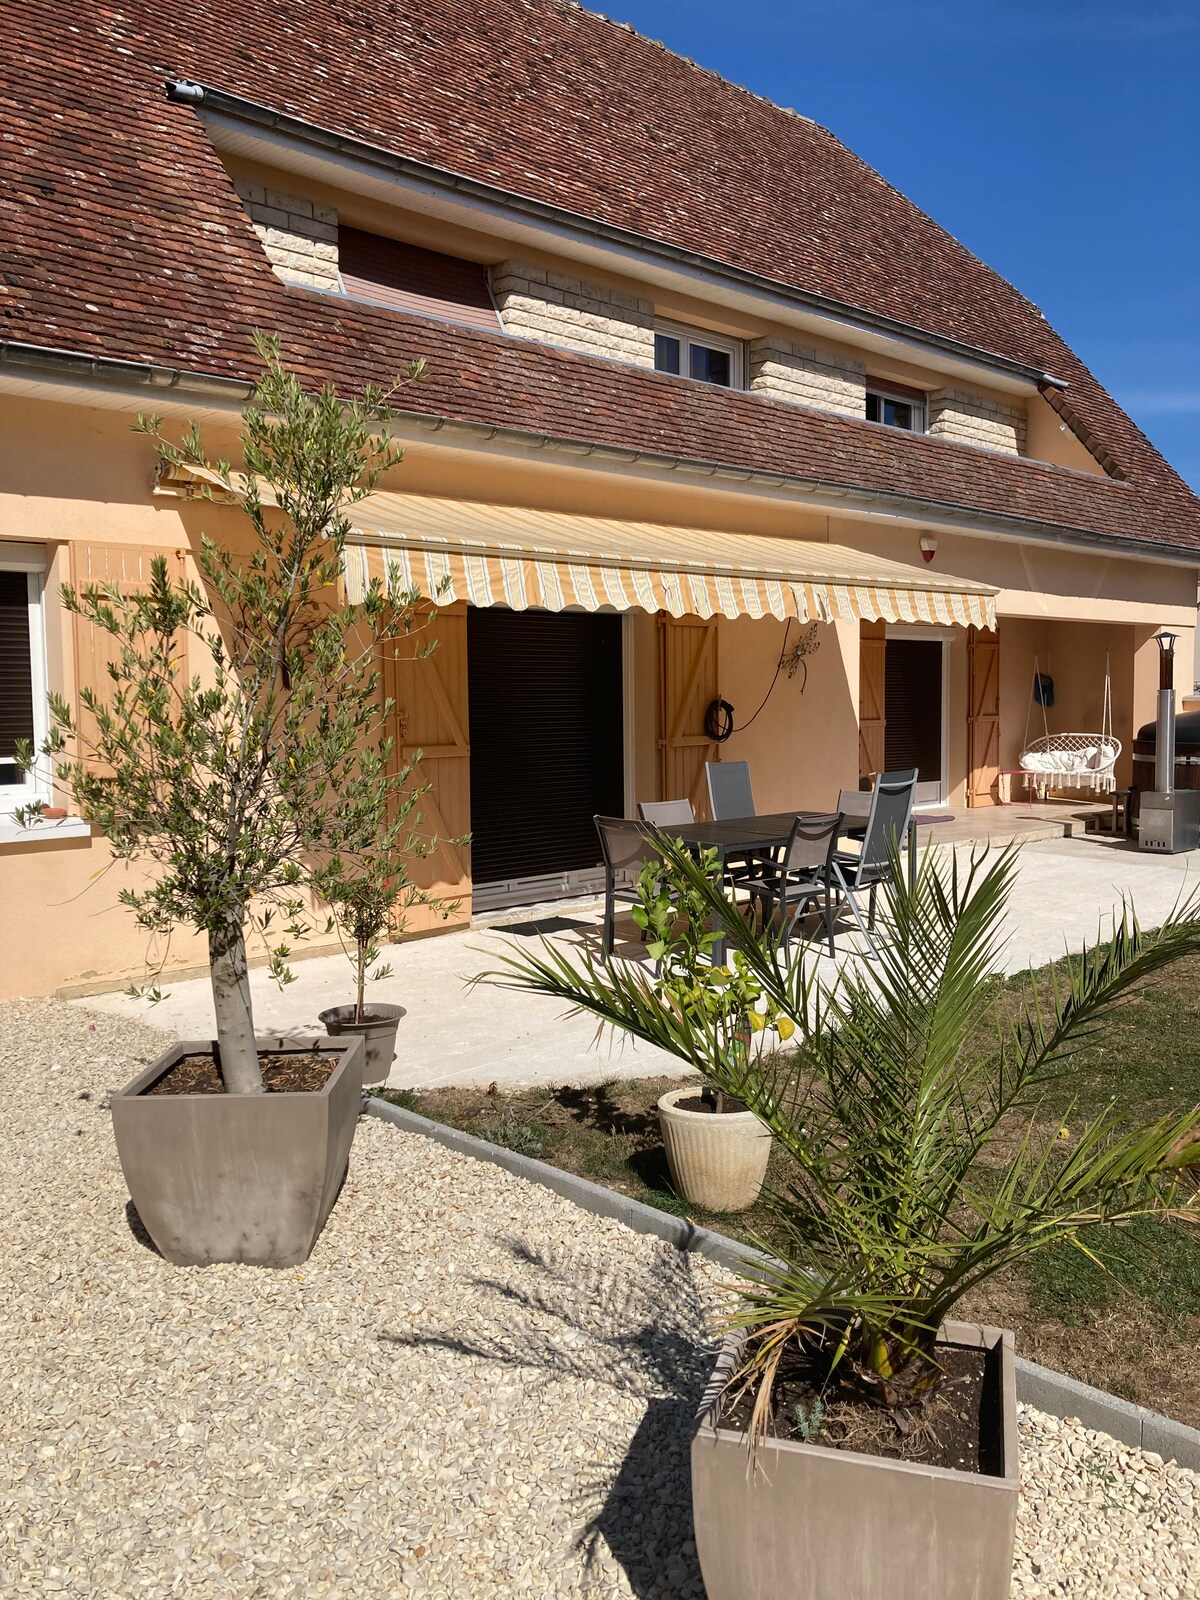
1 998 1197 1598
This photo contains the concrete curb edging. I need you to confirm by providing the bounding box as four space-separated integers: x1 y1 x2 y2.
364 1094 1200 1471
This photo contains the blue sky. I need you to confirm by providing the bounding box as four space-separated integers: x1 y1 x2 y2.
610 0 1200 489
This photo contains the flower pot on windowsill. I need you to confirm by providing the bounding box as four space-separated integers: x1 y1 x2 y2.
656 1085 771 1212
691 1320 1019 1600
110 1033 364 1268
318 1002 404 1085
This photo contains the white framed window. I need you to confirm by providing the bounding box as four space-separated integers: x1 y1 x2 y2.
866 381 927 433
0 544 50 819
654 319 744 390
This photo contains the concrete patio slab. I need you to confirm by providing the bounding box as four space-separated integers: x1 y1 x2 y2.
71 832 1200 1089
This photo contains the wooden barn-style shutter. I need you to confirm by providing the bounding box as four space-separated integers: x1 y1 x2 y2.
382 603 472 932
967 626 1001 808
69 543 188 769
658 615 720 818
858 620 886 782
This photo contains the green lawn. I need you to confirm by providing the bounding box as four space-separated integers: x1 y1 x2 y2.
375 951 1200 1427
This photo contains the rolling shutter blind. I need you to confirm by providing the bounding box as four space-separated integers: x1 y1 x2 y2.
0 571 34 762
467 609 624 886
338 230 500 332
884 638 943 782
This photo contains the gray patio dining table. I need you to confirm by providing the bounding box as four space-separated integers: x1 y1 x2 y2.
661 802 953 963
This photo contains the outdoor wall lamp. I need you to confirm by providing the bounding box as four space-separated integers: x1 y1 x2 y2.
919 536 938 564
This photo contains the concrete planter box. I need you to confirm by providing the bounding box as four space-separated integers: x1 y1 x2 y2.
318 1003 403 1085
657 1086 771 1212
111 1033 364 1268
692 1320 1019 1600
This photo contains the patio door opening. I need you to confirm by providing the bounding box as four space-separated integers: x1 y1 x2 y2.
884 632 948 806
468 606 625 911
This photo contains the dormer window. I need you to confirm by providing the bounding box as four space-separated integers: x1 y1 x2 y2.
866 381 926 432
654 320 744 389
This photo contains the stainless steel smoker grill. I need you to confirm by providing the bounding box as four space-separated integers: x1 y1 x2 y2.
1137 632 1200 854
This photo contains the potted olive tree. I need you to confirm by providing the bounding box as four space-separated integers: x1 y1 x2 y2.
631 845 792 1212
486 841 1200 1600
17 334 437 1267
314 840 459 1085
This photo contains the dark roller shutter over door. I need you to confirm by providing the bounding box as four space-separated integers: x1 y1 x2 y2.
468 609 624 886
884 638 943 783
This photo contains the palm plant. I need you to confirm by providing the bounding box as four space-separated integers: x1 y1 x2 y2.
482 837 1200 1432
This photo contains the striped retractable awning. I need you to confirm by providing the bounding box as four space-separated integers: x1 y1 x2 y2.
157 467 997 629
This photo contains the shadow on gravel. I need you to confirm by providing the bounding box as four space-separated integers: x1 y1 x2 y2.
124 1201 161 1256
380 1239 716 1598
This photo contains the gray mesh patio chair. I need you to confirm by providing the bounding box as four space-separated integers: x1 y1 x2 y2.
637 799 695 826
830 769 918 951
705 760 755 820
595 815 658 960
740 812 843 958
704 760 764 885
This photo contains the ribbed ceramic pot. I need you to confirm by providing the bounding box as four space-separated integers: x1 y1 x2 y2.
657 1086 771 1212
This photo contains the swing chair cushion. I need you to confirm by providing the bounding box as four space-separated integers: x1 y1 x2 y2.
1020 735 1121 786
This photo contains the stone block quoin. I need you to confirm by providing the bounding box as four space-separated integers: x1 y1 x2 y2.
234 178 340 293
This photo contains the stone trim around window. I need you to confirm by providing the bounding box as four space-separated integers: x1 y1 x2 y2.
750 336 867 416
233 179 340 292
929 387 1027 457
489 260 656 366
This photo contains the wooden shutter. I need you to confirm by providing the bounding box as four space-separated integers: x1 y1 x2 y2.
659 616 720 819
338 229 501 332
382 603 472 933
70 543 187 770
858 620 886 781
967 626 1001 808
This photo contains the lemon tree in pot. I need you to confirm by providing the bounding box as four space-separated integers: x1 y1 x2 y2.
16 335 438 1267
630 844 791 1212
486 837 1200 1600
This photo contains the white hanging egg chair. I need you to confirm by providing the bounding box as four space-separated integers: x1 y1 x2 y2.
1019 654 1121 798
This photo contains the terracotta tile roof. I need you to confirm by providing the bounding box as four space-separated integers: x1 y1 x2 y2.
2 0 1199 555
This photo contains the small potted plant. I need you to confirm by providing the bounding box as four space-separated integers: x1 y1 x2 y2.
631 844 791 1212
486 840 1200 1600
315 845 455 1085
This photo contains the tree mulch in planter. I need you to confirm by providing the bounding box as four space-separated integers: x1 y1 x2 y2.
722 1343 999 1476
145 1052 339 1096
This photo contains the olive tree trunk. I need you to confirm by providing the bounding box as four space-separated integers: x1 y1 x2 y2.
209 917 264 1095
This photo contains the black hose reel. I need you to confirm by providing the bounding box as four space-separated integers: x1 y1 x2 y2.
704 698 735 743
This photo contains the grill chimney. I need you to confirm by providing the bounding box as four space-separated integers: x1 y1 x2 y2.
1156 631 1178 794
1139 631 1199 852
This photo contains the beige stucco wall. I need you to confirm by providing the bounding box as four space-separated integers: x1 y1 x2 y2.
1025 393 1108 477
713 616 861 813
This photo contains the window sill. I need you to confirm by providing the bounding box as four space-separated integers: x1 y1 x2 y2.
0 816 92 846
